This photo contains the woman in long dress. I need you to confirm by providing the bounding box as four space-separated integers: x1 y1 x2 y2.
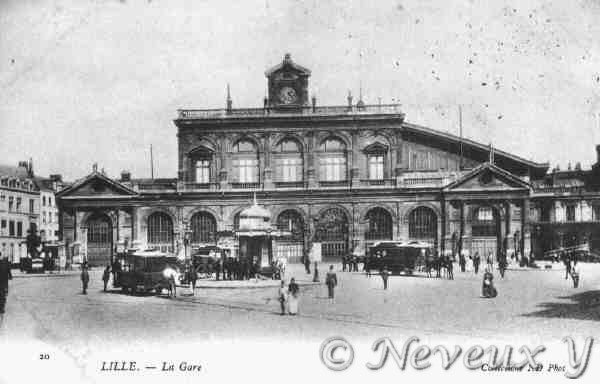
288 278 300 315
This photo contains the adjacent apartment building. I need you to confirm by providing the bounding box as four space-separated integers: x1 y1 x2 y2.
0 161 39 265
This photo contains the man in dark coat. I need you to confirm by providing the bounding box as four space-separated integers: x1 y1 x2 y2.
81 263 90 295
188 264 198 295
380 266 389 290
473 252 481 274
0 254 13 314
325 265 338 303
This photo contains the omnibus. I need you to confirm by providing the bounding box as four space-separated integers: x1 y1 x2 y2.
367 241 433 275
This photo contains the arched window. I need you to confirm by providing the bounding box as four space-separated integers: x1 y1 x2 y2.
319 138 347 182
147 212 174 253
316 208 349 260
274 139 303 183
276 210 304 241
232 139 259 184
408 207 437 239
365 208 393 240
189 145 214 184
86 214 112 266
190 212 217 245
363 142 388 180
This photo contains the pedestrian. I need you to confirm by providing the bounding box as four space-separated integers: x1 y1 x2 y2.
562 252 571 280
498 257 507 279
312 261 320 283
486 252 494 270
81 263 90 295
459 254 466 273
303 254 311 275
325 265 338 303
352 256 358 272
446 256 454 280
0 253 13 315
288 278 300 315
188 265 198 295
111 259 121 287
473 252 481 274
482 268 497 298
278 281 288 315
342 255 347 272
102 265 111 292
570 264 580 288
380 266 389 290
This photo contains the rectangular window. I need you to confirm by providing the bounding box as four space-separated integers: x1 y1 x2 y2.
320 157 346 181
593 206 600 221
234 159 258 183
195 159 211 183
9 221 15 236
368 154 385 180
42 196 46 206
49 213 52 224
8 197 13 212
49 197 52 206
279 158 302 182
29 199 34 213
0 220 6 236
43 212 47 224
17 222 22 237
16 197 21 212
566 205 576 222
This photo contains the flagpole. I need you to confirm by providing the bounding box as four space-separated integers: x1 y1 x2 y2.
459 105 463 170
150 144 154 180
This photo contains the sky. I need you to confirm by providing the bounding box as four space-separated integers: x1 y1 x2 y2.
1 0 600 181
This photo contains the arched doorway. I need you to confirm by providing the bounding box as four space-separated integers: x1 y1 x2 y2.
190 212 217 247
365 207 393 255
408 206 438 246
470 206 502 262
275 209 305 263
86 213 113 266
147 212 174 253
315 208 349 261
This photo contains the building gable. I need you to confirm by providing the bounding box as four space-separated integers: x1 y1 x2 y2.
56 172 137 198
444 163 530 192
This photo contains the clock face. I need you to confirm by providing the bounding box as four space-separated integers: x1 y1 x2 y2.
279 87 297 104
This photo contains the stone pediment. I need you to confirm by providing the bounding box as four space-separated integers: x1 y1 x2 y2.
57 172 137 197
444 163 530 192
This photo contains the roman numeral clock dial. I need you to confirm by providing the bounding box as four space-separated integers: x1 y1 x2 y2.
278 86 297 104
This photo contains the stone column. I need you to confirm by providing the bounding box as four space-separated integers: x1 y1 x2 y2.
522 198 531 258
440 197 446 255
218 135 228 190
307 133 317 188
263 134 274 189
351 131 360 187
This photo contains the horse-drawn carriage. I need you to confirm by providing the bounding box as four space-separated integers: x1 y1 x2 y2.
367 241 433 275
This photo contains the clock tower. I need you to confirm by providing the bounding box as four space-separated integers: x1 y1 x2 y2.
265 53 311 111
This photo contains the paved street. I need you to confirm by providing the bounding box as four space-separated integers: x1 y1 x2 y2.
1 262 600 383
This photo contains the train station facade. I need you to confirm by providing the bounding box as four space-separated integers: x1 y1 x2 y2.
56 54 600 266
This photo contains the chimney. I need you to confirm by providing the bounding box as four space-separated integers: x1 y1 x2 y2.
311 95 317 112
120 170 131 182
49 174 63 182
347 90 353 110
